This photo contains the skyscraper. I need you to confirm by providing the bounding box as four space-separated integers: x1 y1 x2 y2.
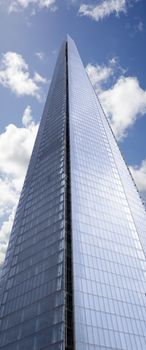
0 35 146 350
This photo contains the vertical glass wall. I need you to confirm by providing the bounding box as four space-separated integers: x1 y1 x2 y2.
68 36 146 350
0 35 145 350
0 43 66 350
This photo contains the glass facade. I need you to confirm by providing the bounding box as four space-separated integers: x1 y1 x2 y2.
68 37 146 350
0 42 67 350
0 36 146 350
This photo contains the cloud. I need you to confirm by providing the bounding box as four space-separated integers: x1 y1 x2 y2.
137 21 144 32
35 51 45 61
86 61 146 140
7 0 57 12
22 105 34 127
86 62 114 93
34 72 47 84
0 52 47 99
125 20 144 37
0 205 16 265
129 160 146 192
0 177 18 218
101 76 146 140
86 60 146 204
0 108 38 265
79 0 128 21
0 116 38 179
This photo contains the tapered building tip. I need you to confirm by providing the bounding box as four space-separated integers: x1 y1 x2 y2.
66 34 73 42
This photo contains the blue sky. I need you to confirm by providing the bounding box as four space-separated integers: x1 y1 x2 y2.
0 0 146 265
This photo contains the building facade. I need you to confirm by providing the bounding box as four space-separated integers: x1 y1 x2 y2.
0 36 146 350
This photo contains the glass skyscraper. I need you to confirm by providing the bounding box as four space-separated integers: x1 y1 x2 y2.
0 36 146 350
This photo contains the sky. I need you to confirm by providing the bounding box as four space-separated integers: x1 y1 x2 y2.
0 0 146 266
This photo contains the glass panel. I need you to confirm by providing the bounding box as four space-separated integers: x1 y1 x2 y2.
68 36 146 350
0 41 66 350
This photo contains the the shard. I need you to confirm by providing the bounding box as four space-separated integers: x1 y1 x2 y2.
0 36 146 350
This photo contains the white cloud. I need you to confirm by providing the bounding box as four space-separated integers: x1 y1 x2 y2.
35 0 56 7
35 51 45 61
86 60 146 202
79 0 127 21
7 0 56 12
22 105 33 127
0 177 18 217
101 76 146 140
0 122 38 178
86 61 146 141
86 62 114 93
125 20 144 37
0 52 46 99
137 21 144 32
129 160 146 192
34 72 47 84
0 209 15 265
0 108 38 266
